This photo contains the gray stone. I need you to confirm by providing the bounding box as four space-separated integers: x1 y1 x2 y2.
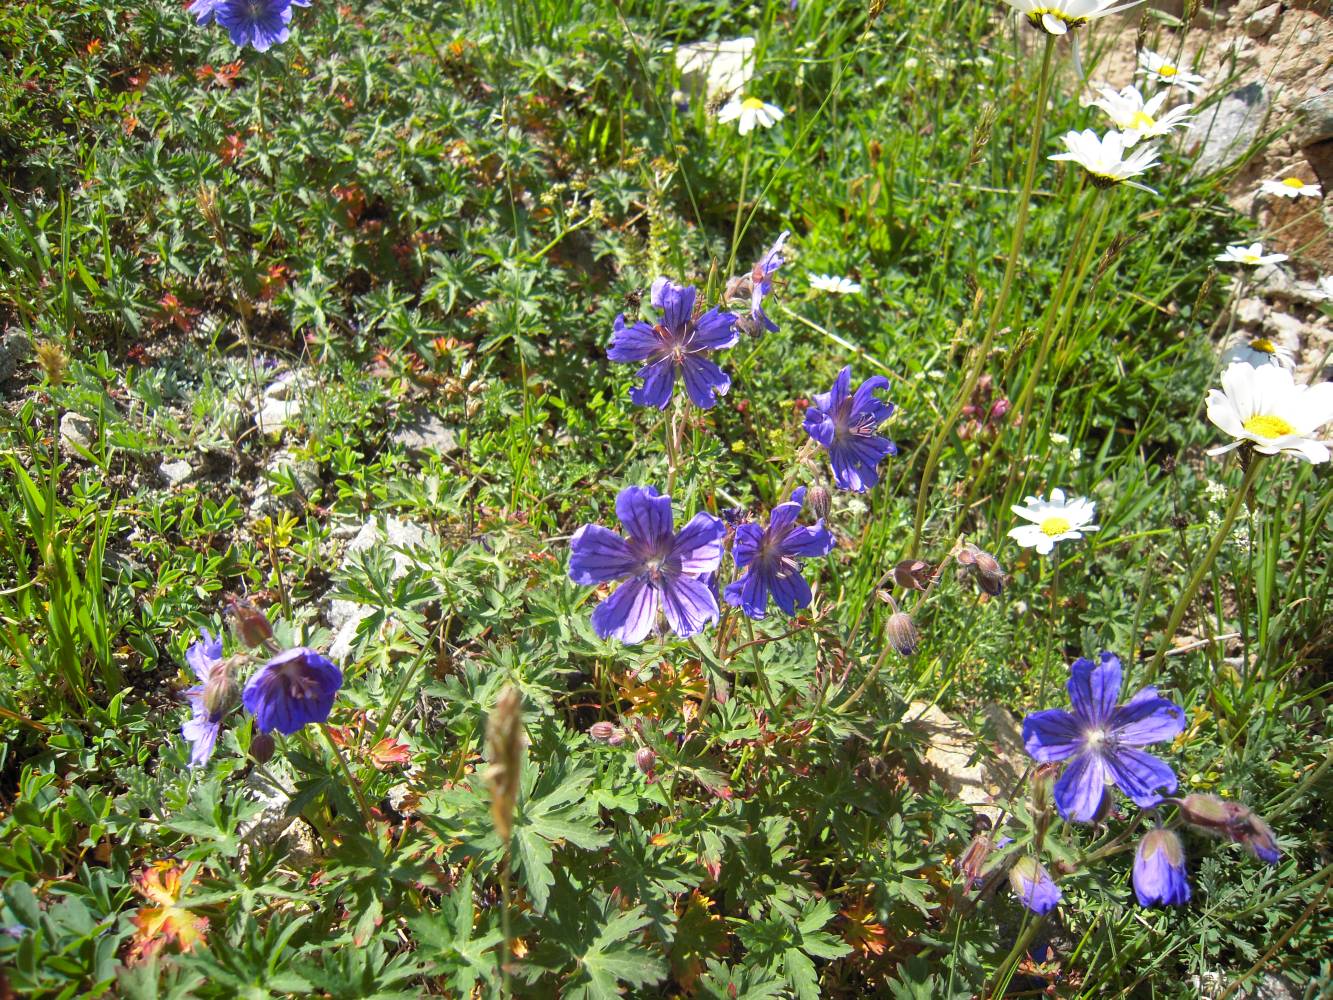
1293 92 1333 147
0 329 29 383
59 412 96 452
255 396 303 437
1262 310 1304 342
1242 3 1281 37
905 702 1023 823
674 37 754 101
262 370 315 400
327 517 432 662
237 770 318 870
158 459 196 487
1189 82 1271 177
1235 297 1266 326
392 413 460 456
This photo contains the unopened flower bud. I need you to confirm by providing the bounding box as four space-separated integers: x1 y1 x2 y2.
1030 762 1058 817
228 596 274 649
807 485 832 521
589 721 619 743
249 730 275 764
957 543 1006 596
1008 856 1061 915
202 656 242 718
886 609 919 657
956 833 994 888
1133 828 1190 906
1177 794 1279 864
892 559 933 592
635 748 657 774
989 398 1011 421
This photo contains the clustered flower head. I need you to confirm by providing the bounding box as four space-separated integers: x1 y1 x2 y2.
1008 488 1098 554
1050 128 1160 193
189 0 311 52
1090 85 1193 146
1205 362 1333 464
178 608 343 767
609 279 739 410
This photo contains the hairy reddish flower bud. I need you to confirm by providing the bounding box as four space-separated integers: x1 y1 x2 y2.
892 559 933 592
956 833 995 888
635 748 657 774
228 596 274 649
957 543 1006 596
589 721 623 744
249 730 275 764
807 485 832 522
1178 794 1279 864
202 655 242 719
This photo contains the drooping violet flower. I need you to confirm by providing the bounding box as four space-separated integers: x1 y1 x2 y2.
568 486 724 643
1022 652 1185 822
242 647 342 735
724 487 833 619
802 366 897 493
181 630 231 767
609 279 738 410
1133 828 1191 906
747 230 790 334
1009 857 1061 915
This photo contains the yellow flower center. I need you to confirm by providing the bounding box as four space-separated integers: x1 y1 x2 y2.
1040 516 1072 537
1026 8 1088 29
1130 110 1156 130
741 97 766 111
1248 337 1276 354
1281 177 1305 189
1158 64 1178 77
1243 414 1295 439
1241 253 1261 264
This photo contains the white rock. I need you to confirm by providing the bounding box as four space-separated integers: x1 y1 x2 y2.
327 517 432 660
262 370 315 400
158 459 195 486
905 702 1023 823
1262 311 1304 342
674 37 755 101
249 451 320 518
1235 297 1266 326
59 412 96 452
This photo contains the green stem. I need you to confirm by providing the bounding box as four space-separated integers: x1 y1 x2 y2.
1037 556 1061 704
320 723 376 832
832 642 894 714
986 913 1044 999
726 138 753 279
498 853 513 997
1145 457 1263 681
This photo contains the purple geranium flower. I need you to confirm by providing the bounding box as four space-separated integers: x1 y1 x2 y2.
724 487 833 619
1009 857 1061 915
1133 828 1190 907
748 230 790 334
193 0 310 52
181 630 226 768
1022 652 1186 823
609 279 739 410
802 366 897 493
568 486 725 643
242 647 342 735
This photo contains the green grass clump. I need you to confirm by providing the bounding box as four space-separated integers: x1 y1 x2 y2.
0 0 1328 996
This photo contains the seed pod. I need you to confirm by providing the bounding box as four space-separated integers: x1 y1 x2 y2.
886 609 919 657
892 559 933 592
485 686 526 845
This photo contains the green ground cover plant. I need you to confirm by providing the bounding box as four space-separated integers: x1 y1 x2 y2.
0 0 1329 996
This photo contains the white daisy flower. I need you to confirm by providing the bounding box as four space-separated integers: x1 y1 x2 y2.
1008 488 1099 555
1206 362 1333 464
1136 49 1207 94
1224 335 1296 370
1215 242 1288 267
717 96 784 135
1002 0 1142 35
1257 176 1322 199
1090 86 1193 146
1049 129 1160 193
809 274 862 294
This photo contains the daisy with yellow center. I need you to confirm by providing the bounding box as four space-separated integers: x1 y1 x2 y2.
1206 362 1333 464
1002 0 1141 36
1090 85 1193 147
1008 488 1099 555
1137 49 1207 94
717 95 784 135
1224 335 1295 370
1049 128 1160 193
1215 242 1288 267
1258 176 1322 199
